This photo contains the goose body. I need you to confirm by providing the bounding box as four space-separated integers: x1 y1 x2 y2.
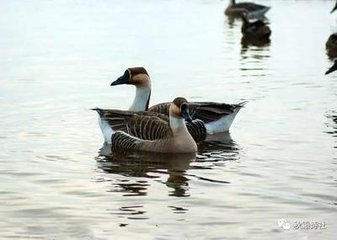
108 67 245 135
106 97 198 153
148 101 246 133
241 13 271 40
93 108 206 143
225 0 270 19
326 34 337 59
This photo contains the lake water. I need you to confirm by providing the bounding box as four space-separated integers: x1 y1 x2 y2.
1 0 336 239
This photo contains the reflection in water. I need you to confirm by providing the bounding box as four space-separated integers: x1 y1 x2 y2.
226 16 236 29
198 132 240 163
241 36 271 48
97 144 196 197
96 132 240 197
325 111 337 148
225 15 269 29
240 41 270 77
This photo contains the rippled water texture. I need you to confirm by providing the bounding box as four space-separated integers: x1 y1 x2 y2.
1 0 336 239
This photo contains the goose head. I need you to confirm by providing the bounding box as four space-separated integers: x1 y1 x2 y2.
169 97 193 122
111 67 150 87
325 59 337 75
111 67 152 111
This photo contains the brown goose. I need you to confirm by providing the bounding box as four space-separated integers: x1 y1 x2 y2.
93 107 206 143
240 12 271 40
109 67 246 134
224 0 270 19
325 59 337 75
108 97 198 153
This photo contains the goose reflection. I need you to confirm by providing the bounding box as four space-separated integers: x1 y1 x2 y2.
240 43 270 77
241 36 270 48
225 15 269 31
96 144 196 197
197 132 241 162
325 112 337 148
96 133 240 197
240 37 270 57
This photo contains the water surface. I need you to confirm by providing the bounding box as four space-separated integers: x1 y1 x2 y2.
0 0 336 239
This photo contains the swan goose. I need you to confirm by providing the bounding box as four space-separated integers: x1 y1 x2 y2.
109 67 246 134
108 97 198 153
225 0 270 19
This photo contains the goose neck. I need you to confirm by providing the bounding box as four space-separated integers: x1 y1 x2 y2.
169 116 188 135
129 84 151 111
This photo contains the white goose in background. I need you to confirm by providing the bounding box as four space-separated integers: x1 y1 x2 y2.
108 97 198 153
109 67 246 134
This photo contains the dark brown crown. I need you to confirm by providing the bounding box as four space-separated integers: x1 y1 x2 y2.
173 97 188 108
128 67 148 76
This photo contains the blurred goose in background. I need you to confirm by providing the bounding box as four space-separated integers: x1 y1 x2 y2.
108 97 198 153
225 0 270 19
326 34 337 59
240 12 271 40
325 59 337 75
109 67 246 134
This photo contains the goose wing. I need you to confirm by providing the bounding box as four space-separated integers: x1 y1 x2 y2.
186 119 207 142
92 108 172 140
148 103 170 116
235 2 268 11
188 102 236 123
111 131 142 151
149 101 246 124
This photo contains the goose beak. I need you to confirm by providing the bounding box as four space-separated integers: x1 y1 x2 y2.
181 106 193 123
111 70 130 86
325 61 337 75
111 76 128 86
331 4 337 14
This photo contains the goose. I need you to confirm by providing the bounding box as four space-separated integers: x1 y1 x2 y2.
224 0 270 19
326 34 337 59
240 12 271 40
108 97 198 153
93 107 206 143
110 67 246 134
325 59 337 75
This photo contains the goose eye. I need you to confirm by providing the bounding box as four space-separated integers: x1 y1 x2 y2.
180 104 187 112
125 70 131 80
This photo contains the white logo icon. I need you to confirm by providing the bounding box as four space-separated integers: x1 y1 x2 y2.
278 219 291 230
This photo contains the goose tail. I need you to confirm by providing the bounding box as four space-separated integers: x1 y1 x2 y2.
91 108 104 117
235 101 248 109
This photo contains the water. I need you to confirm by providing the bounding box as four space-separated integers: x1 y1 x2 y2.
0 0 336 239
